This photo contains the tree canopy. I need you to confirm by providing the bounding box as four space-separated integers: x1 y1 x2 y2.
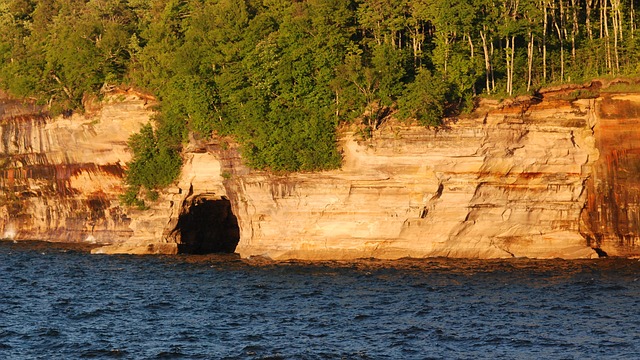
2 0 640 204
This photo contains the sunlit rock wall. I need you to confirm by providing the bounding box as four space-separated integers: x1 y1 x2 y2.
5 86 640 259
222 98 601 260
0 91 150 244
582 94 640 256
94 150 229 255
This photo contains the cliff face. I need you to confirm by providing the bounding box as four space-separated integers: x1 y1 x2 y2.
0 91 150 244
4 88 640 259
221 98 601 259
583 94 640 256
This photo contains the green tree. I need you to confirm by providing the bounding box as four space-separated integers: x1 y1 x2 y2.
397 69 448 126
122 123 182 207
6 0 640 203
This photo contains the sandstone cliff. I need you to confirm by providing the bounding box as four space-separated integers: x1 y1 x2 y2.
3 85 640 259
0 91 150 245
223 97 602 259
582 93 640 257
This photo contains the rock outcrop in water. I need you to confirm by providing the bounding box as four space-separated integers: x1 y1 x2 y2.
2 83 640 259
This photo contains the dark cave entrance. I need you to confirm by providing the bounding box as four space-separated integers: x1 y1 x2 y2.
176 196 240 254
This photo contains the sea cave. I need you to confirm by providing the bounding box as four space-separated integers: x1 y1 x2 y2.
175 196 240 254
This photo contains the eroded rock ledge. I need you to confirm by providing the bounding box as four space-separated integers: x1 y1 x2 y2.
3 85 640 259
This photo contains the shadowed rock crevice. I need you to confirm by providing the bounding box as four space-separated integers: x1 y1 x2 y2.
176 196 239 254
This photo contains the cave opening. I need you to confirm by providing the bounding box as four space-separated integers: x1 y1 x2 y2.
176 196 240 254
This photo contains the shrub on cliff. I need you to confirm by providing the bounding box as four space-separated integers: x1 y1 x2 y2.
122 124 182 208
397 70 449 127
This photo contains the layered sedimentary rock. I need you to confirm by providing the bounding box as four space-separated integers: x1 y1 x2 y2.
4 85 640 259
0 91 151 244
582 94 640 256
93 150 231 255
220 98 601 259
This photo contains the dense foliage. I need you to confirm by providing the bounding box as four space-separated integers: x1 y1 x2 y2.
2 0 640 204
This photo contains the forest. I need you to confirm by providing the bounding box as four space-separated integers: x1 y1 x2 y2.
2 0 640 205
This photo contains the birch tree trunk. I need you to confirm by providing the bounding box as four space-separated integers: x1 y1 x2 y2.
611 0 621 73
527 32 534 92
632 0 636 37
505 35 516 95
480 29 492 94
554 20 565 81
586 0 594 40
570 0 579 61
491 41 496 92
603 0 612 72
542 0 548 81
510 35 515 94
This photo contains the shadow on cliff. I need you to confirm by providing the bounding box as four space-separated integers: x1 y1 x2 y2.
175 196 240 255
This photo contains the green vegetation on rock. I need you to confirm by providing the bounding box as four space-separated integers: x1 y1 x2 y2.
3 0 640 205
121 123 182 208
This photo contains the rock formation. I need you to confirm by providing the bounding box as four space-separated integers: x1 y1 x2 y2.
3 83 640 259
582 93 640 257
0 91 150 245
222 97 602 259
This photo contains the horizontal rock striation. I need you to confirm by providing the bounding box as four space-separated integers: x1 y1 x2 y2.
220 98 601 259
4 86 640 259
0 91 150 244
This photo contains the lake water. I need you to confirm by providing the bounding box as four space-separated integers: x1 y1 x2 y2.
1 241 639 359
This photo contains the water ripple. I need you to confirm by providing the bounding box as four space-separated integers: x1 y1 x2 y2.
1 241 640 359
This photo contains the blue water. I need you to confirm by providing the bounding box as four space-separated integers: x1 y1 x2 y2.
1 241 639 359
